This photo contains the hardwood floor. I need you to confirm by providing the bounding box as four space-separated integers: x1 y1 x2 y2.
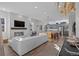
0 44 4 56
1 37 64 56
0 37 5 56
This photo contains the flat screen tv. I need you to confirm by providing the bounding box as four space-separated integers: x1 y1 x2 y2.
14 20 25 27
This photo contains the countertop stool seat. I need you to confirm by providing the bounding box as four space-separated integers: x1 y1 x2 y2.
47 32 60 42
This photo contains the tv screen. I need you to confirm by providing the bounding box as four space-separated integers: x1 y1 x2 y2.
14 20 25 27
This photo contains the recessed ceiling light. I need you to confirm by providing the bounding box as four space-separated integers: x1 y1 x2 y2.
58 5 61 8
34 6 38 9
0 8 11 12
0 8 6 11
44 12 47 14
18 15 23 18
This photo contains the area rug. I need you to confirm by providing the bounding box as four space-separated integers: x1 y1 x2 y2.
59 39 79 56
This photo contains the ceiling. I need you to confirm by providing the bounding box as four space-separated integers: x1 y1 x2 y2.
0 2 65 23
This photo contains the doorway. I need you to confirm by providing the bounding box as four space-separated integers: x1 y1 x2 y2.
72 22 76 35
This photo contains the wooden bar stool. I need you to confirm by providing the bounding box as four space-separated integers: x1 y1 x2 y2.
47 32 53 42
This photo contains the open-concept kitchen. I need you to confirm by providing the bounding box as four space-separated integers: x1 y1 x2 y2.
0 2 79 56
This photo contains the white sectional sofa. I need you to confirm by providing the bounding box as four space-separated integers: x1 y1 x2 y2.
9 34 48 55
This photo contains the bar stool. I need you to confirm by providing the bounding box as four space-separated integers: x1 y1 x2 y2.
54 32 59 41
48 32 53 42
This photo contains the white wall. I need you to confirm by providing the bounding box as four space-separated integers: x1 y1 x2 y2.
76 3 79 37
68 12 75 36
0 10 32 40
0 10 10 40
0 10 44 40
30 18 43 34
10 12 31 39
